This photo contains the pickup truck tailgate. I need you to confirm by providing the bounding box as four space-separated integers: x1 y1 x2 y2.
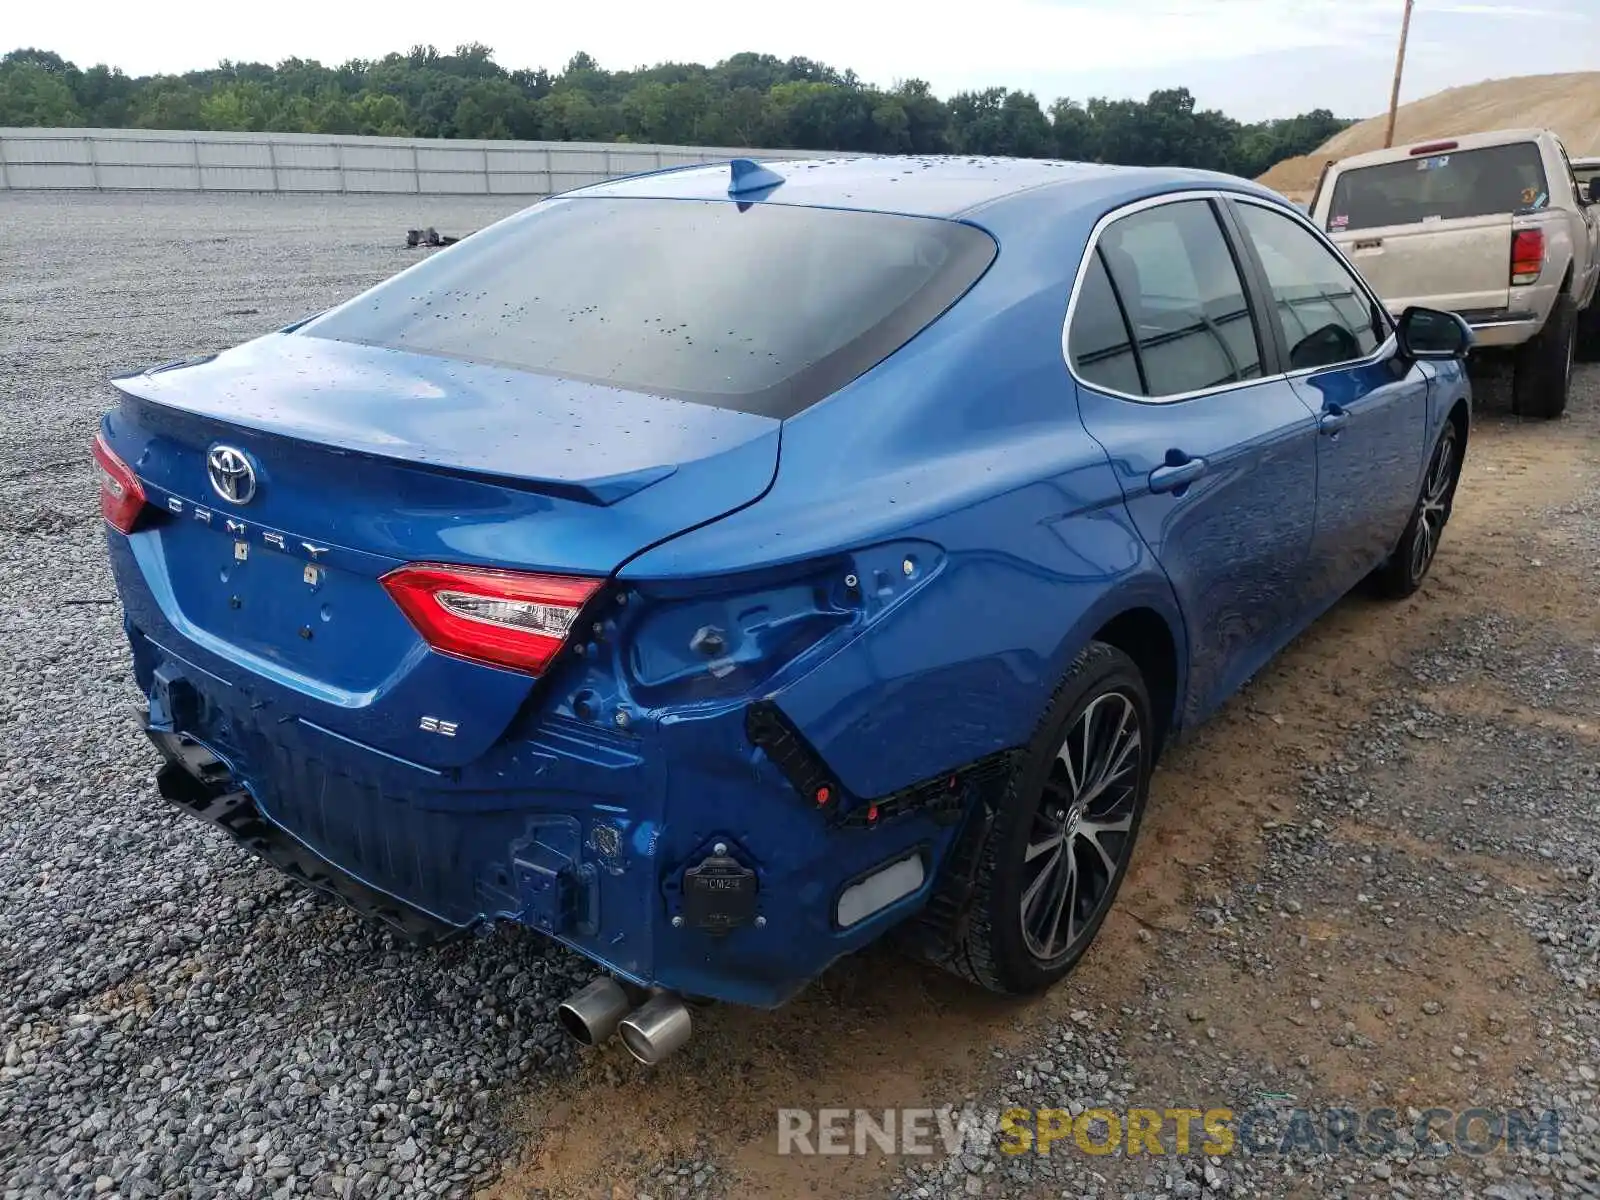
1332 214 1511 314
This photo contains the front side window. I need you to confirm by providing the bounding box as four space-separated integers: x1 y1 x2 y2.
1093 199 1263 398
1235 203 1384 371
300 197 997 419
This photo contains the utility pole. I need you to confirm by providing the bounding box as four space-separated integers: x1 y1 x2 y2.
1383 0 1416 149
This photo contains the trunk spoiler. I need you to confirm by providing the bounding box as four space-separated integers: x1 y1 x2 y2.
112 384 678 507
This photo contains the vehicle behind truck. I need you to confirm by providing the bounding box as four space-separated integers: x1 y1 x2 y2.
1573 156 1600 197
1311 129 1600 418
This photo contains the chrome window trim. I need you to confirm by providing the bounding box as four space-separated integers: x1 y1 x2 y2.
1061 188 1397 405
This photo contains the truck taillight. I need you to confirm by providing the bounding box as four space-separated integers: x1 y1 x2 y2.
1510 229 1545 286
92 432 149 534
381 563 604 676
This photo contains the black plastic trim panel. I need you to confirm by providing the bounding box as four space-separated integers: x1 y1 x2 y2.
744 700 1018 830
148 729 464 946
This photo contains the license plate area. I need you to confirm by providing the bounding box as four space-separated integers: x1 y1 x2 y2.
154 513 414 689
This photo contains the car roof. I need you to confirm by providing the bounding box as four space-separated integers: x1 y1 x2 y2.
563 154 1281 221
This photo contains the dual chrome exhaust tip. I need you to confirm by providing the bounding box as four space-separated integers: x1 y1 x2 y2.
557 977 693 1066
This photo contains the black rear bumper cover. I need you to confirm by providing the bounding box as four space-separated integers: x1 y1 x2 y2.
147 726 464 945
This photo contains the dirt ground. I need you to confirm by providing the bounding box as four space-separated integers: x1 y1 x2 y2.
1257 71 1600 199
483 363 1600 1200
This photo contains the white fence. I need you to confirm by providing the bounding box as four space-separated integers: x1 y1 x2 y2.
0 127 838 195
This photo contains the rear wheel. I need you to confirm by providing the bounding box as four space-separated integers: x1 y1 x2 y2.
1371 419 1461 600
1512 295 1576 419
943 642 1153 995
1579 297 1600 363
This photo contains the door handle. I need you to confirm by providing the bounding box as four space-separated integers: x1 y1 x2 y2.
1319 405 1350 436
1148 456 1208 494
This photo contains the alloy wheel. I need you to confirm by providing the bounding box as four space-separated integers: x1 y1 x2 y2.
1019 691 1142 961
1410 426 1457 582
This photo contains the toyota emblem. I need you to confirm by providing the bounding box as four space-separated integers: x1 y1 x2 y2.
207 445 257 505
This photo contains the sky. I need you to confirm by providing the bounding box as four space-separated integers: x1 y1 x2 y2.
8 0 1600 121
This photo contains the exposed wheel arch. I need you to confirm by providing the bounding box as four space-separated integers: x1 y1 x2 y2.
1447 397 1470 449
1091 607 1179 760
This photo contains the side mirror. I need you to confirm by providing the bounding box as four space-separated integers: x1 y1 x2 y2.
1585 179 1599 205
1397 306 1473 360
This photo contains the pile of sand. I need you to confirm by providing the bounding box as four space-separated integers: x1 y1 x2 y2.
1258 72 1600 201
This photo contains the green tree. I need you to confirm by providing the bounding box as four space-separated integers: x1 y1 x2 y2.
129 77 204 129
78 65 137 126
948 88 1053 157
0 45 1353 179
199 80 287 131
1049 98 1097 161
0 60 85 125
351 92 411 137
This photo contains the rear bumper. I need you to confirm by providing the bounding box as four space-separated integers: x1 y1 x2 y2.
1382 302 1547 350
1457 308 1543 349
136 655 979 1008
115 528 1000 1009
148 727 461 943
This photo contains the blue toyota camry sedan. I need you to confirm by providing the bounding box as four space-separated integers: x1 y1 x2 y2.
96 155 1472 1064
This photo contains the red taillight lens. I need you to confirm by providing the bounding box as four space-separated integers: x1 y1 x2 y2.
1511 229 1545 286
92 432 148 534
381 563 604 676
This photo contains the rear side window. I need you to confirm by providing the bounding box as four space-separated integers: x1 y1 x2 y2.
1327 142 1550 233
300 198 997 418
1079 199 1263 399
1235 203 1384 371
1068 252 1143 395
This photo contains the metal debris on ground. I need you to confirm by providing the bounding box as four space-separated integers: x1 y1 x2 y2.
405 226 464 248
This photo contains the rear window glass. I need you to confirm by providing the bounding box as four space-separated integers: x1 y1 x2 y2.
1326 142 1550 233
300 197 996 418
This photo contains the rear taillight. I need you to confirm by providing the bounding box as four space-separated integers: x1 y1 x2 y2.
92 432 148 534
381 563 604 676
1511 229 1545 286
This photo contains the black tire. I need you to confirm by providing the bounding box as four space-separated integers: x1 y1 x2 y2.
1371 419 1462 599
1578 297 1600 363
941 641 1153 995
1511 294 1576 419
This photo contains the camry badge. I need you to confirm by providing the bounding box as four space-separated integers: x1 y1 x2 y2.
207 445 257 505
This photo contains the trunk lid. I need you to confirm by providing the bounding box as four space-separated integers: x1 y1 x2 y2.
1330 214 1513 314
105 332 779 768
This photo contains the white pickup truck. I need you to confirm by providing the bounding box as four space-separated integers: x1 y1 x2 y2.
1310 128 1600 418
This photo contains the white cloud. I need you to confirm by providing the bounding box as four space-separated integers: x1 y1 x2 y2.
1429 3 1585 15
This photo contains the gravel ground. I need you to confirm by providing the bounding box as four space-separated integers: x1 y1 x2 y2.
0 193 600 1200
487 368 1600 1198
3 191 1599 1200
881 371 1600 1200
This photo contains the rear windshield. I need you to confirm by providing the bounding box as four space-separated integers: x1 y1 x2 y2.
1326 142 1550 233
300 197 997 418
